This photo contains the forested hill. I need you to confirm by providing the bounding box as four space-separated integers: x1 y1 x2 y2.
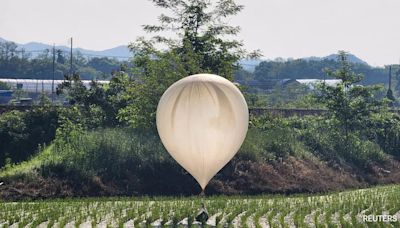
240 58 389 85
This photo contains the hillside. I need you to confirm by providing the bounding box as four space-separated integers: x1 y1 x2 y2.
1 108 400 200
304 53 368 65
1 128 400 200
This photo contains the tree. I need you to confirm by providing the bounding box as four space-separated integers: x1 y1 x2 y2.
12 88 27 102
118 51 188 129
316 51 385 142
56 70 133 127
396 66 400 96
88 57 120 76
132 0 259 80
0 81 10 90
56 50 65 64
0 42 18 61
0 107 58 167
386 88 395 105
120 0 259 129
37 92 51 106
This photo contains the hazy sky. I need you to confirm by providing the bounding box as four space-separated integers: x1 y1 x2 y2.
1 0 400 66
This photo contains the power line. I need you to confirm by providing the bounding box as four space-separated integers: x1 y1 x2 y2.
70 37 73 75
52 44 55 102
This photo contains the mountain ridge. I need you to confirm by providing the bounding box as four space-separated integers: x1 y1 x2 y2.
0 38 132 60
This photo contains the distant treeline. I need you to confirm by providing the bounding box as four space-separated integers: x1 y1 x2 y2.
236 58 390 85
0 41 392 86
0 41 129 80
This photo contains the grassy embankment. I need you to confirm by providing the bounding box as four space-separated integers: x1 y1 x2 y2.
1 123 400 200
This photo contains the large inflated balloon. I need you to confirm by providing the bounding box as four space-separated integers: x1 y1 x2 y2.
156 74 248 190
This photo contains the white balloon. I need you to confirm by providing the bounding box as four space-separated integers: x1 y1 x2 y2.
156 74 249 190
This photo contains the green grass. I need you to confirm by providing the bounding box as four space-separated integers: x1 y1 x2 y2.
0 185 399 227
0 145 54 179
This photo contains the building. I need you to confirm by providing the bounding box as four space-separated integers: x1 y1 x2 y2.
295 79 342 89
244 78 342 92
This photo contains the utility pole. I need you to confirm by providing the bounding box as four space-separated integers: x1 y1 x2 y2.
70 37 73 75
386 65 395 106
52 44 55 103
389 65 392 91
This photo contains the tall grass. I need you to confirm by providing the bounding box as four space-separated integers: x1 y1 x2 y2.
47 128 169 179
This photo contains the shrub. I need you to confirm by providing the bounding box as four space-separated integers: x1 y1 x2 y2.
247 115 309 160
41 127 201 195
0 107 58 167
298 116 387 167
366 112 400 158
47 128 170 178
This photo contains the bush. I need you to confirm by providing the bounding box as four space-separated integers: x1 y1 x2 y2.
0 107 58 167
366 112 400 158
47 128 170 178
246 115 309 160
41 127 201 195
298 116 387 167
0 81 10 90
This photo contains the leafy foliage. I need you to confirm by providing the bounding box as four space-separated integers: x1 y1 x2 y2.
316 52 386 140
253 58 388 85
119 0 259 129
366 112 400 158
0 81 11 90
56 72 133 127
117 51 187 129
0 107 58 167
138 0 259 80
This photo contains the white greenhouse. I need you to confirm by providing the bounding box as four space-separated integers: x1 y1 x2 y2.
0 78 109 93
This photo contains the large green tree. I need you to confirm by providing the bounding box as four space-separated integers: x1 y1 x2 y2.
119 0 259 129
134 0 259 80
316 51 385 142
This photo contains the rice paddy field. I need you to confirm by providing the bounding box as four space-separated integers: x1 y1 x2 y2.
1 185 399 228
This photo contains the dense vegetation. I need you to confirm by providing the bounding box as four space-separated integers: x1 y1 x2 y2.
1 185 399 227
251 58 390 85
1 0 400 199
0 107 58 167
